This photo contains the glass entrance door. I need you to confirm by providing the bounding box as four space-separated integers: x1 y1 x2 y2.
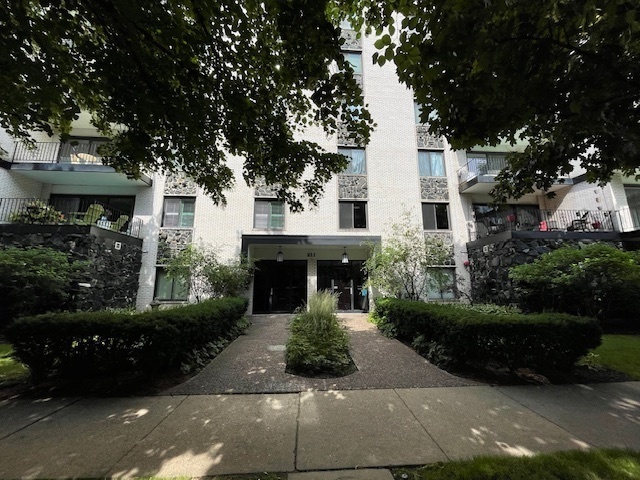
317 260 366 311
252 260 307 313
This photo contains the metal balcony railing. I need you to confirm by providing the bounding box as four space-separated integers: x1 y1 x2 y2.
0 197 142 238
473 207 619 239
11 141 106 164
458 156 507 183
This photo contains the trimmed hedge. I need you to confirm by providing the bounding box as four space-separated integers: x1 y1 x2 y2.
5 297 248 382
372 298 602 373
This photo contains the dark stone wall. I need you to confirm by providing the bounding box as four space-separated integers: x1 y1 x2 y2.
467 236 612 305
0 225 142 311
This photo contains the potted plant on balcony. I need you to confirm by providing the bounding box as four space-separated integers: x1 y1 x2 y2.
9 200 65 224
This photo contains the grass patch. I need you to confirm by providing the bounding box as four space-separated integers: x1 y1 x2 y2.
583 335 640 380
393 449 640 479
0 344 29 384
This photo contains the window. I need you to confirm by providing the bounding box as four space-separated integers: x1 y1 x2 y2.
343 52 362 74
422 203 450 230
162 198 195 227
414 101 423 124
338 147 366 174
418 151 445 177
428 268 456 300
254 199 285 229
154 268 188 301
340 201 367 229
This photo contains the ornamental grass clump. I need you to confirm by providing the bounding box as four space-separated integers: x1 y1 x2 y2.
286 290 354 377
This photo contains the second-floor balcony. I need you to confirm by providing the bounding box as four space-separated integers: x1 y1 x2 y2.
0 197 143 238
472 207 635 240
458 153 572 194
2 141 152 187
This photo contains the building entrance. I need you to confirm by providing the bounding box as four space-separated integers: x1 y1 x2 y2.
317 260 366 311
252 260 307 313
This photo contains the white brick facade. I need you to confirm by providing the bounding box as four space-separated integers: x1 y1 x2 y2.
2 30 638 313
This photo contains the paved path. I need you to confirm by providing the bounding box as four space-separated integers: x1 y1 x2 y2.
0 382 638 478
166 313 475 395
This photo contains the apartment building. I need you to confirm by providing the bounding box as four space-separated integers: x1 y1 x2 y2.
2 26 640 313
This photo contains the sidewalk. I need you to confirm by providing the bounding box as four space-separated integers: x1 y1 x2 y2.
0 382 638 478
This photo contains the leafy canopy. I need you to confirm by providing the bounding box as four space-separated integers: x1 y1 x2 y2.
0 1 373 210
339 0 640 201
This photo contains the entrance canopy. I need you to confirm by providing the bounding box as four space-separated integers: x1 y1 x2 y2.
241 234 381 254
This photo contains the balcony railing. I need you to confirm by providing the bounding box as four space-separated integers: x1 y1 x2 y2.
0 197 142 238
458 155 571 184
473 207 619 239
11 142 106 165
458 156 507 183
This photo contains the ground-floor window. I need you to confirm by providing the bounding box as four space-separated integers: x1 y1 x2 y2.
154 267 188 301
427 267 456 300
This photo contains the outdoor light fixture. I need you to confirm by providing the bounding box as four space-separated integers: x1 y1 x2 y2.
341 247 349 264
276 246 284 262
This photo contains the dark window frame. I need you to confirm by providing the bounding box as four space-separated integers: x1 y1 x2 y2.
339 201 367 229
422 203 450 230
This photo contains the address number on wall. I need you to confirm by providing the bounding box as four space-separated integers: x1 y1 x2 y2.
307 252 316 257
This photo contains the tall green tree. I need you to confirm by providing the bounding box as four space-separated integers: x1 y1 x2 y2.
0 1 372 210
339 0 640 201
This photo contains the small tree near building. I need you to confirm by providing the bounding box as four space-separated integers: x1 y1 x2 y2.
364 213 454 301
165 245 253 302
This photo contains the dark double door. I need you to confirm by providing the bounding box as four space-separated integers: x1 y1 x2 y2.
253 260 307 313
318 260 365 311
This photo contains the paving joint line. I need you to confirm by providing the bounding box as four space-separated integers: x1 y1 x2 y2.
101 394 190 477
494 386 596 448
393 388 451 462
0 397 82 442
293 392 302 471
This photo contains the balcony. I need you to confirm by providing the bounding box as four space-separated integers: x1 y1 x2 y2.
473 207 622 240
1 141 152 187
458 154 572 194
0 197 143 238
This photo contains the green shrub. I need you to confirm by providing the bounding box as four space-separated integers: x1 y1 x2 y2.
509 243 640 322
4 297 248 383
286 291 353 376
372 298 602 373
0 246 88 328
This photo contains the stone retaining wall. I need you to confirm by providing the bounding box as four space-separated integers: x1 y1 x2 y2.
0 225 142 311
468 237 607 305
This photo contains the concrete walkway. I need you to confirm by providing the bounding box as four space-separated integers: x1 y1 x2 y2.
166 314 475 394
0 382 638 478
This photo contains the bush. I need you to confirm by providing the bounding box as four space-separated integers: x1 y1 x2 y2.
372 298 602 373
4 297 248 383
0 246 88 328
286 291 353 376
509 243 640 323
